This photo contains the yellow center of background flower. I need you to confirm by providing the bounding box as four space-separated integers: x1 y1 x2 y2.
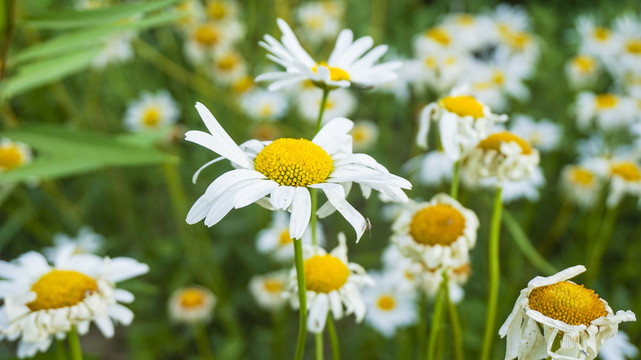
595 94 618 109
440 96 484 118
278 229 293 246
425 27 450 45
142 107 161 127
610 162 641 181
28 270 98 311
263 279 284 293
254 138 334 187
207 2 227 20
216 53 240 71
409 204 466 246
312 62 350 82
376 295 396 311
505 31 530 50
179 288 206 308
232 75 254 94
569 167 595 186
0 145 25 170
193 25 220 46
477 131 533 155
528 281 607 326
626 39 641 55
304 255 350 293
573 55 596 73
593 27 610 41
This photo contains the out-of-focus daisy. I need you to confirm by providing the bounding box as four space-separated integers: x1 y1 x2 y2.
0 138 32 173
599 331 639 360
560 164 602 209
44 226 104 260
362 271 417 338
168 285 216 324
509 115 562 152
255 211 324 264
174 0 204 29
249 270 289 311
185 103 411 240
296 2 342 45
612 15 641 77
407 53 466 95
418 262 470 304
566 54 601 90
381 245 422 293
256 19 401 90
231 74 256 94
92 31 135 69
211 49 247 85
286 233 373 333
350 120 378 152
466 58 532 112
413 26 461 58
499 265 636 360
576 17 618 60
251 123 281 141
297 87 356 124
184 21 243 64
417 88 508 160
403 150 454 187
440 13 495 51
392 194 479 269
205 0 238 22
604 159 641 207
0 250 149 358
240 89 288 121
475 165 546 203
576 92 637 132
124 90 180 132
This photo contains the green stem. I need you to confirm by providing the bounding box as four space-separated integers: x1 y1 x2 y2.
316 332 324 360
56 340 67 360
446 288 464 360
480 187 503 360
310 188 318 246
194 323 215 360
586 205 619 283
450 160 460 200
327 315 340 360
0 0 16 82
426 273 447 360
503 209 557 276
67 327 83 360
315 88 330 134
293 239 308 360
417 294 428 356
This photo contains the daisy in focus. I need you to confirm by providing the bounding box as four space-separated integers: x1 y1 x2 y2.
124 90 180 132
255 212 325 264
0 138 32 173
362 271 417 338
168 285 216 324
286 233 373 333
249 270 289 312
499 265 636 360
185 102 411 241
256 19 401 91
0 249 149 358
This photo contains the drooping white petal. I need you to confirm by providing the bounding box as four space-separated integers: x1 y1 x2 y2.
311 183 366 241
289 187 311 239
312 117 354 153
233 180 280 209
270 186 296 210
307 293 330 333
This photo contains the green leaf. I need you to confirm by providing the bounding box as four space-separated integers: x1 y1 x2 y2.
23 0 182 29
0 125 178 184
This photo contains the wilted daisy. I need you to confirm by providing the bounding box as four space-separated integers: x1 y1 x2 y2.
499 265 636 360
362 271 417 338
92 31 135 69
297 87 356 124
566 55 601 90
44 226 104 260
286 233 373 333
561 164 603 209
185 103 411 240
168 285 216 324
403 150 454 187
0 250 149 358
248 270 289 311
416 88 508 160
124 90 180 132
350 120 378 152
509 115 562 152
599 331 638 360
575 92 638 132
211 49 247 85
255 211 324 264
256 19 401 90
392 194 479 269
0 138 32 173
240 89 288 121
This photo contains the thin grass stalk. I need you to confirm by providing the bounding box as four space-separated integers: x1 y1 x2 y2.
194 323 215 360
426 273 447 360
327 315 340 360
450 160 461 200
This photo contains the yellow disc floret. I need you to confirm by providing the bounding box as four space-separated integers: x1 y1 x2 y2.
254 138 333 187
528 281 608 326
142 107 161 127
312 62 350 82
593 27 610 41
193 24 220 46
376 295 396 311
0 144 25 170
28 270 98 311
610 162 641 181
207 2 228 20
409 204 466 246
625 39 641 55
595 94 618 109
425 27 450 45
263 279 284 293
304 255 350 293
477 131 533 155
179 288 207 308
440 96 485 118
572 55 596 73
569 166 596 186
278 229 293 246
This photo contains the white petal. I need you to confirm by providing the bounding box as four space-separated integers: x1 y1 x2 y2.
108 258 149 283
312 117 354 153
307 293 329 333
311 183 366 241
270 186 296 210
416 104 433 149
233 180 280 209
328 29 354 65
289 187 311 239
439 115 461 160
95 316 115 338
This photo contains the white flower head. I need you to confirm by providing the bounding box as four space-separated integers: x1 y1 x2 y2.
296 2 343 45
205 0 238 22
499 265 636 360
256 19 401 91
0 250 149 358
124 90 180 132
240 89 288 121
599 331 639 360
566 55 601 90
248 270 289 312
92 31 136 69
560 164 603 209
575 92 638 132
168 285 216 324
381 244 423 293
392 194 479 269
350 120 378 152
255 211 325 264
0 138 32 174
576 17 619 61
416 262 471 304
509 114 562 152
285 233 374 333
184 20 243 64
211 49 247 85
362 271 417 338
604 159 641 208
185 102 411 241
44 227 104 261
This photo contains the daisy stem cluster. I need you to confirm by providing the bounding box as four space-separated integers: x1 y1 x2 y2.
480 186 503 360
293 238 308 360
426 273 447 360
68 327 83 360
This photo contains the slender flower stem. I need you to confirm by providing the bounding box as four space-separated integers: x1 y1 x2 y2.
446 287 464 360
587 205 619 283
310 188 318 246
194 323 216 360
327 315 340 360
0 0 16 82
67 327 83 360
450 160 461 200
426 273 447 360
316 332 324 360
503 209 557 276
480 187 503 360
315 88 330 134
293 239 308 360
56 340 67 360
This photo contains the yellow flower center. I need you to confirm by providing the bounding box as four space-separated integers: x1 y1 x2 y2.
424 56 437 68
572 55 596 73
278 229 293 246
351 126 368 143
376 295 396 311
312 62 350 82
27 270 98 311
259 104 273 117
625 39 641 55
179 288 206 308
492 71 505 85
528 281 607 326
0 144 25 170
569 166 595 186
215 53 240 71
232 75 254 94
505 31 530 50
254 138 334 187
425 27 450 45
207 2 227 19
304 16 324 30
595 94 618 109
477 131 533 155
456 15 475 25
193 24 220 46
409 204 466 246
142 107 161 127
263 279 284 293
304 255 350 293
593 27 610 41
610 162 641 181
440 95 484 118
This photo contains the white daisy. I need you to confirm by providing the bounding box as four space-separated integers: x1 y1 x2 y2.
416 262 470 304
509 115 562 152
575 92 638 132
413 26 463 59
499 265 636 360
185 102 411 241
0 250 149 358
381 244 422 293
211 49 247 85
92 31 136 70
362 271 417 338
566 55 601 90
168 285 216 324
248 270 289 312
255 211 325 264
604 159 641 207
440 13 496 52
44 226 104 260
611 15 641 77
407 53 468 95
173 0 205 29
255 19 401 90
478 165 546 203
240 89 288 121
599 331 638 360
296 2 342 45
466 57 532 112
576 17 619 61
124 90 180 132
286 233 374 333
184 21 243 64
297 87 356 124
205 0 238 22
403 150 454 187
350 120 378 152
0 138 32 173
560 164 603 209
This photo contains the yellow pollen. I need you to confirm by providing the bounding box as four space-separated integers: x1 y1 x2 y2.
263 279 284 293
193 24 220 46
425 27 450 45
254 138 333 187
304 16 324 30
593 27 610 41
278 229 293 246
312 62 350 82
142 107 161 127
477 131 533 155
376 295 396 311
528 281 607 326
206 2 227 20
409 204 466 246
595 94 618 109
216 53 239 71
179 288 206 308
27 270 98 311
0 144 25 170
440 95 484 118
304 255 350 293
626 39 641 55
569 166 595 186
572 55 596 73
610 162 641 181
232 75 254 94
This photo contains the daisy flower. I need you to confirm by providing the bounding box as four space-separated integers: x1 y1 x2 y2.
466 56 532 112
350 120 378 152
296 2 342 45
255 211 325 264
604 159 641 207
509 115 562 153
286 233 373 333
184 21 243 64
168 285 216 324
249 270 289 311
0 250 149 358
477 165 546 203
240 89 288 121
392 194 479 269
92 31 136 69
124 90 180 132
560 164 602 209
413 26 462 59
362 271 417 338
576 17 618 61
381 245 422 293
416 88 508 160
205 0 238 22
0 138 32 173
403 150 454 187
297 87 356 124
417 262 470 304
499 265 636 360
185 102 411 241
255 19 401 91
44 226 104 260
173 0 205 29
611 15 641 77
575 92 638 132
566 55 601 90
211 49 247 85
599 331 638 360
407 53 467 94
